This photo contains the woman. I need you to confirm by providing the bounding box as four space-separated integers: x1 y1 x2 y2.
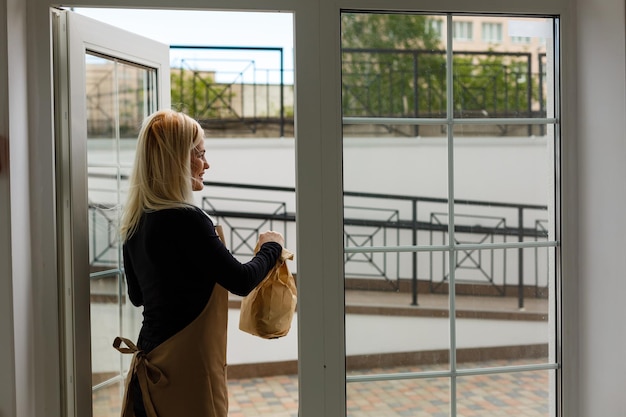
116 109 284 417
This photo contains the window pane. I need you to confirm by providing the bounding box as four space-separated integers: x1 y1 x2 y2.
345 290 451 371
85 53 157 417
453 246 554 369
228 373 298 416
482 22 503 43
456 369 553 416
453 16 554 119
90 271 121 369
88 167 121 268
342 123 451 250
93 380 124 416
343 131 449 211
452 126 555 230
86 54 116 141
341 13 448 119
170 46 294 138
342 10 558 417
511 36 532 44
453 21 474 41
86 55 155 166
77 10 299 416
347 377 450 416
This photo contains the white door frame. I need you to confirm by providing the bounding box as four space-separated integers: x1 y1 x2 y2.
16 1 574 416
53 9 170 415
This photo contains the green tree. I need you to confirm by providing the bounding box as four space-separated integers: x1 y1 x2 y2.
341 13 446 118
341 13 542 122
171 68 235 120
453 52 538 118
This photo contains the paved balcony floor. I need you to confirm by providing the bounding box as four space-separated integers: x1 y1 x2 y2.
93 289 552 417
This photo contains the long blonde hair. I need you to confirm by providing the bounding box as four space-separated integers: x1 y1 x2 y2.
121 109 204 241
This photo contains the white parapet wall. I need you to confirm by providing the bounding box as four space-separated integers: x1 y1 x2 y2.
88 135 553 374
91 305 548 373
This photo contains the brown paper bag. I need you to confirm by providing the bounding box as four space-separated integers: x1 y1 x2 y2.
239 248 296 339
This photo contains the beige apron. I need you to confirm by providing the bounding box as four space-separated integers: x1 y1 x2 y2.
114 225 229 417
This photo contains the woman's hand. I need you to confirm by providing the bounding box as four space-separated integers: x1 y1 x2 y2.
258 230 285 248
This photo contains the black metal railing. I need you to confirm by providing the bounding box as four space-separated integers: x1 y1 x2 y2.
88 180 550 309
84 47 548 139
342 48 547 137
170 45 291 137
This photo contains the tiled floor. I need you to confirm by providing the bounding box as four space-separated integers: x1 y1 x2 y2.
93 290 551 416
94 358 551 417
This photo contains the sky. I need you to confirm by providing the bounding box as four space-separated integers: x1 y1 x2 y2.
74 8 294 84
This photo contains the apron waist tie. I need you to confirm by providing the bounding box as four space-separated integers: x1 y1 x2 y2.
113 336 168 417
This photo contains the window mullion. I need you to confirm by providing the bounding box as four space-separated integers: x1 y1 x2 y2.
446 13 459 417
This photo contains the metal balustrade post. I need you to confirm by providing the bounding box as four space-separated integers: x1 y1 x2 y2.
518 207 524 309
413 52 419 137
280 47 285 137
526 53 533 136
412 199 418 306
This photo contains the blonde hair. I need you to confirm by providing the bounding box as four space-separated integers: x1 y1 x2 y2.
121 109 204 241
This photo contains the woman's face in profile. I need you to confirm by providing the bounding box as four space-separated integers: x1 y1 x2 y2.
191 139 209 191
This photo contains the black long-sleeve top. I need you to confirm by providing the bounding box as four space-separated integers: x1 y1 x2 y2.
123 206 282 353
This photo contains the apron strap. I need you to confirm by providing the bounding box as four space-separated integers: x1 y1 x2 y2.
113 336 168 417
113 336 139 354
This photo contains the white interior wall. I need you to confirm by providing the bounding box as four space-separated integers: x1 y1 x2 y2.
0 0 16 415
575 0 626 415
2 0 34 416
8 2 35 416
3 2 63 416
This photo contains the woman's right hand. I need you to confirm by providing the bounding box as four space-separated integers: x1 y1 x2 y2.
258 230 284 248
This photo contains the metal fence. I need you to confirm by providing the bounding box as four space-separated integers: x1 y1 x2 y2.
89 180 550 308
84 47 547 139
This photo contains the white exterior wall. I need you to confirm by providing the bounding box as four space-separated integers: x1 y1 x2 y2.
202 136 549 202
197 136 550 284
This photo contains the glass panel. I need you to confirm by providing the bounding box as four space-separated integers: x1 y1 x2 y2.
456 369 553 416
346 377 450 416
228 374 298 416
68 7 302 416
88 166 120 269
342 126 450 249
454 246 553 369
342 11 559 417
85 52 158 417
170 46 294 139
343 123 451 371
93 380 124 417
453 125 554 210
345 302 451 372
86 54 116 141
344 248 451 373
90 270 121 388
452 16 554 119
341 13 448 119
87 54 156 166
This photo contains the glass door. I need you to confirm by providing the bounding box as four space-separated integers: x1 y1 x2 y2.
341 11 559 417
53 9 170 417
